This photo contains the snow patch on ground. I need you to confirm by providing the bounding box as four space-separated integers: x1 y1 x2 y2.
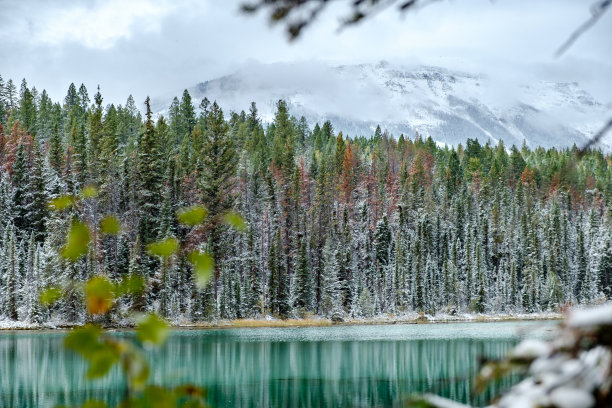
0 311 563 330
0 319 73 330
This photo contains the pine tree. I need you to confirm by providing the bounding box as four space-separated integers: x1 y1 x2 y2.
245 226 263 317
71 121 88 188
24 233 43 323
267 232 280 315
575 229 587 302
3 225 19 320
179 90 196 138
374 215 392 311
320 236 340 317
18 81 37 136
48 120 64 173
11 144 30 234
198 102 238 298
27 147 48 242
544 269 563 311
271 100 295 173
136 97 164 244
35 90 54 140
5 79 17 110
87 86 104 179
294 236 314 312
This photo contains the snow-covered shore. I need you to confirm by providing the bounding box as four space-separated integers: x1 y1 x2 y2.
0 311 563 331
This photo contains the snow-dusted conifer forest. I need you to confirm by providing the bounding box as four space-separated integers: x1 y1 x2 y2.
0 77 611 327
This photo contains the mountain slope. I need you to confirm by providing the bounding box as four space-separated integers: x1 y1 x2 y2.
155 61 612 150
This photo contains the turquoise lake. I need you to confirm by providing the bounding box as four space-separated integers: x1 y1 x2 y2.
0 321 557 407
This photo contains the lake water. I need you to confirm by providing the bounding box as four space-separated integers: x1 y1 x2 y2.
0 321 557 407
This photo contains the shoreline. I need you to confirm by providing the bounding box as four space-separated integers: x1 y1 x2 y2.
0 312 563 332
180 313 563 330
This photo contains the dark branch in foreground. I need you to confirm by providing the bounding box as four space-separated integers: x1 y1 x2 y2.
578 117 612 156
240 0 612 151
240 0 436 40
555 0 611 57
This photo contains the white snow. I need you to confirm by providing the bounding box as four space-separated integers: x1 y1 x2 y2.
491 303 612 408
567 303 612 328
549 388 595 408
159 61 612 150
511 339 551 359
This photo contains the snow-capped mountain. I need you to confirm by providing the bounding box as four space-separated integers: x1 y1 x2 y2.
155 61 612 150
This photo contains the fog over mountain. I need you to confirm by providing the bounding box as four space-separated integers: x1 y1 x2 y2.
155 61 612 150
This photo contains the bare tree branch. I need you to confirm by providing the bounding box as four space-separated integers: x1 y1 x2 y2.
555 0 611 57
240 0 430 40
578 117 612 156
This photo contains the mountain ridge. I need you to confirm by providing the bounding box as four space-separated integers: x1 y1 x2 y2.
154 61 612 150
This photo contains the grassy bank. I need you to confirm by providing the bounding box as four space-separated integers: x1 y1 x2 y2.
176 312 563 330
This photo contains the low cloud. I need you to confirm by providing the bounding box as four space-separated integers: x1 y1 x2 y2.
0 0 610 110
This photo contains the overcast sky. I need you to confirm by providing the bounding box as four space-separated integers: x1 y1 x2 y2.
1 0 611 109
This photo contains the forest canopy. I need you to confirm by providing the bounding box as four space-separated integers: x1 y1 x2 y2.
0 77 610 324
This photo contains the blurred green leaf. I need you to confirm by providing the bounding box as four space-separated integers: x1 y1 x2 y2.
64 325 103 355
81 401 108 408
61 221 90 261
137 313 169 345
114 275 144 297
121 347 150 391
145 385 177 406
100 215 121 235
48 195 74 211
146 237 179 260
188 250 214 288
85 276 114 315
176 205 208 226
82 185 98 198
404 397 438 408
39 285 63 306
65 325 121 380
87 347 119 379
174 384 206 398
224 211 247 232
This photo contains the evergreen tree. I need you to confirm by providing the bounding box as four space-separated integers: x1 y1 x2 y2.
136 97 164 244
294 236 314 312
271 100 295 172
48 121 64 173
18 81 37 136
374 215 392 311
11 144 30 234
27 147 48 242
198 102 238 297
320 236 340 317
87 86 104 179
3 225 19 320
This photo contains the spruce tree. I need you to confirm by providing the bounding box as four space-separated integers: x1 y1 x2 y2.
271 100 295 173
374 215 392 311
294 236 313 312
18 82 37 136
198 101 238 298
48 121 64 173
27 147 48 242
136 97 164 244
320 237 340 317
87 86 104 179
4 225 18 320
11 144 30 234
